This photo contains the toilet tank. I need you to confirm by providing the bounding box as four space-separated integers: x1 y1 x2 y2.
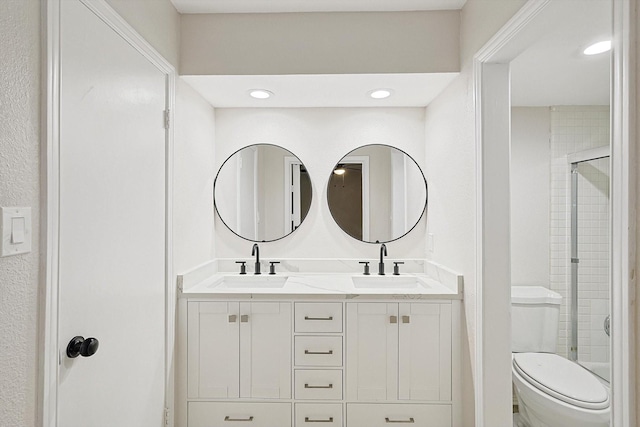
511 286 562 353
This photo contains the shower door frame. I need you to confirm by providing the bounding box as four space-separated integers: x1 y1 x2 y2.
569 147 611 363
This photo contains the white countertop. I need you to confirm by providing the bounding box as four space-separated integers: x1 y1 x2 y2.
180 272 462 300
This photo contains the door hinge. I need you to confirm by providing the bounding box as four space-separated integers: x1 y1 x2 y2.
164 110 171 129
164 407 170 425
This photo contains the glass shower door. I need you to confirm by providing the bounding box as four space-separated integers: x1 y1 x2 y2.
570 156 610 381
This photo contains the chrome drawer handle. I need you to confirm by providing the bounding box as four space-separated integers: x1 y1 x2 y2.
385 417 414 423
304 349 334 355
304 383 333 389
224 416 254 422
305 416 334 423
304 316 333 321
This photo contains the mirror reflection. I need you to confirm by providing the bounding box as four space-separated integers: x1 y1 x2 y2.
327 144 427 243
214 144 312 242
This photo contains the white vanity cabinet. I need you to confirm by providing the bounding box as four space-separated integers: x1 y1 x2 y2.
181 297 459 427
346 302 452 402
187 301 292 400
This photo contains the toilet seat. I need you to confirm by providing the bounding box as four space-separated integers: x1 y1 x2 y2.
513 353 609 410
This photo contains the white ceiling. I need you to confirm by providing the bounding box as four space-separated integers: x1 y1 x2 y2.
171 0 467 14
510 0 611 106
182 73 459 108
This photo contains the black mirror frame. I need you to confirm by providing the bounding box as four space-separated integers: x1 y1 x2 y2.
326 143 428 244
213 143 313 243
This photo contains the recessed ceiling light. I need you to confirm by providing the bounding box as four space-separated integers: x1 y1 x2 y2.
369 89 392 99
583 40 611 56
249 89 273 99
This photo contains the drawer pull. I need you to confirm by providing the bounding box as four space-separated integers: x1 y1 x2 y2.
304 383 333 389
402 315 410 324
228 315 237 323
305 416 334 423
304 316 334 321
304 349 334 355
390 315 398 324
385 417 415 423
240 315 249 323
224 416 254 422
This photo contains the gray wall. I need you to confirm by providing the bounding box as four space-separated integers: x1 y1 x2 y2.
181 11 460 75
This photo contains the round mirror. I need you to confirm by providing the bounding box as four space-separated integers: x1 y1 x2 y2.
327 144 427 243
214 144 312 242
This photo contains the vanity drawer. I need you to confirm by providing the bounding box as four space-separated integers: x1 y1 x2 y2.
295 403 343 426
295 336 343 367
188 402 291 427
295 369 343 400
295 303 342 333
346 403 451 427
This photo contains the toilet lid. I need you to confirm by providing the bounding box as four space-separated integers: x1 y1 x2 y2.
513 353 609 410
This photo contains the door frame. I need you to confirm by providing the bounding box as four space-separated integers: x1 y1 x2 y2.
41 1 176 425
340 156 370 241
474 1 635 426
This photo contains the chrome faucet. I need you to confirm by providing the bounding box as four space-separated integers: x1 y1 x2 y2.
378 243 387 275
252 243 261 275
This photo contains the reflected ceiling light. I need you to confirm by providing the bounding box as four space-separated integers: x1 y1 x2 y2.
333 167 346 175
249 89 273 99
369 89 392 99
583 40 611 55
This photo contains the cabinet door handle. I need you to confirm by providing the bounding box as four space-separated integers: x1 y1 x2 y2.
240 315 249 323
224 416 254 422
304 315 333 321
402 315 410 324
385 417 415 423
304 349 334 355
228 315 237 323
304 383 333 389
390 315 398 324
305 416 334 423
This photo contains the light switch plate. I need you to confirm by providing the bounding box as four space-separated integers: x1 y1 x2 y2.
2 207 32 257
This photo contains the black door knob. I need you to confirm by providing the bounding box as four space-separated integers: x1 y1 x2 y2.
66 336 99 358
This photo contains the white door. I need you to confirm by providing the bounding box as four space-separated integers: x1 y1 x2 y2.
239 302 292 399
57 1 168 425
346 303 398 401
398 302 452 401
187 302 240 399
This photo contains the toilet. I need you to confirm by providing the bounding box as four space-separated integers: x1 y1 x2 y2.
511 286 610 427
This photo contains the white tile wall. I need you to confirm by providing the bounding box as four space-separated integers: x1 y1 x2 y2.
549 106 610 360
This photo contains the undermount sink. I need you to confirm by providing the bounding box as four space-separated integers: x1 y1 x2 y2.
351 275 425 289
212 275 288 289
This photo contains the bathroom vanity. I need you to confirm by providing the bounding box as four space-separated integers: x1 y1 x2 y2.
176 261 463 427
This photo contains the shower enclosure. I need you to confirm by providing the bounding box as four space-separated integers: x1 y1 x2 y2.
569 149 611 382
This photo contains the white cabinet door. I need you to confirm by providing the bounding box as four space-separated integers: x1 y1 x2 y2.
347 302 453 403
188 302 240 399
398 303 452 401
346 303 398 401
240 302 292 399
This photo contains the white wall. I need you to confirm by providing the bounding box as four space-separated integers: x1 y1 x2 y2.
423 0 526 425
173 79 217 274
214 108 427 259
510 107 551 287
181 11 459 75
0 1 40 425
